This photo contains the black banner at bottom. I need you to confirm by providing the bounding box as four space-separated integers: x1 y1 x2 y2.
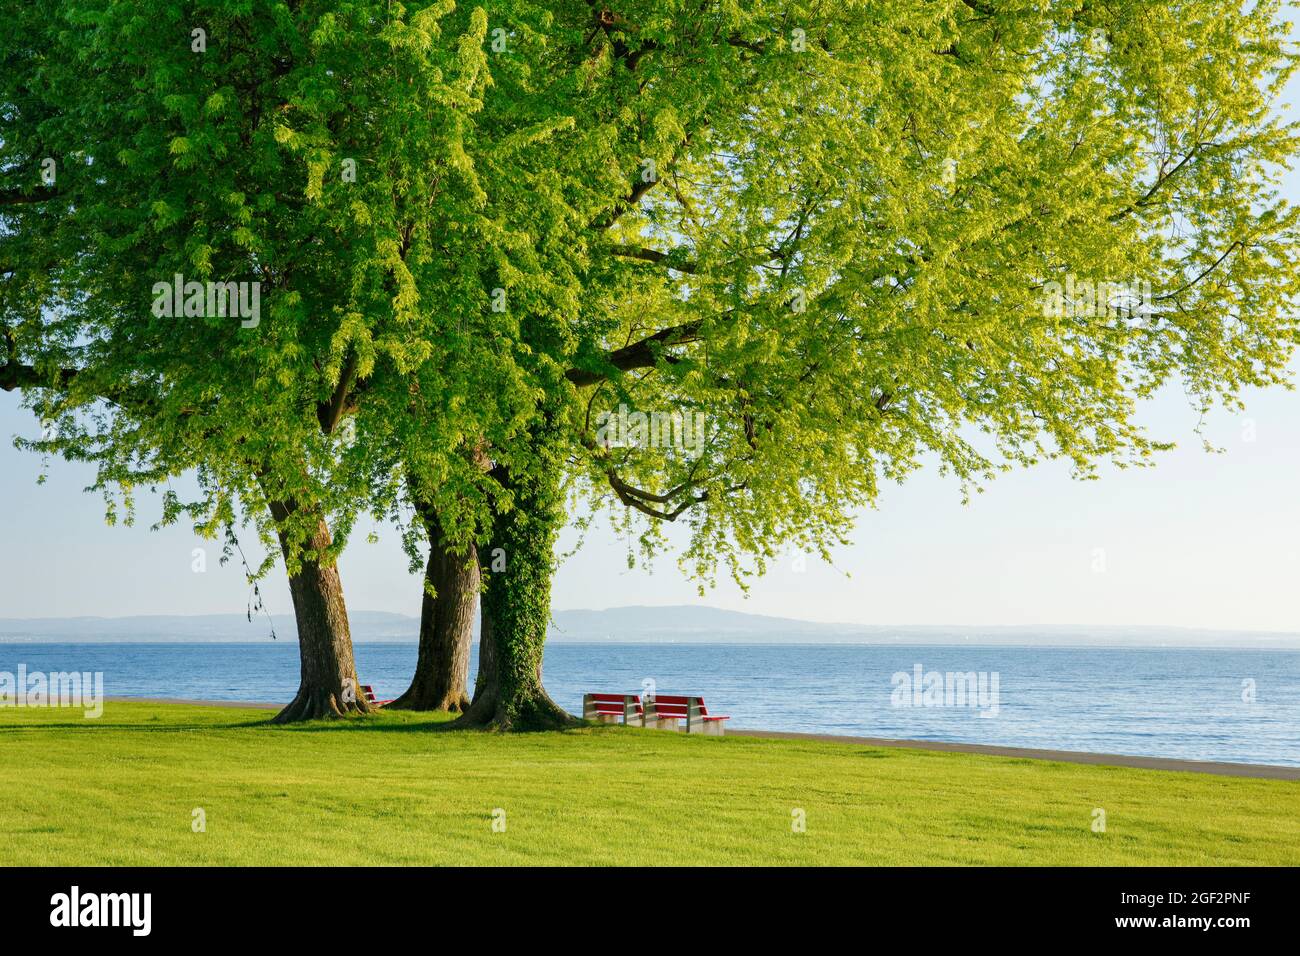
0 867 1292 941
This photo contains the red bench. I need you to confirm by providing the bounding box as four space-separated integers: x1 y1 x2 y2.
645 695 730 736
582 693 644 726
360 685 394 706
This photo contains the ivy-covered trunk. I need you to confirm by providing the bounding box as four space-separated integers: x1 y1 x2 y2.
266 497 370 723
458 457 573 731
388 504 477 712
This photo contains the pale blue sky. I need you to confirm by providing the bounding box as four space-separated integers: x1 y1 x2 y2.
3 15 1300 632
8 372 1294 630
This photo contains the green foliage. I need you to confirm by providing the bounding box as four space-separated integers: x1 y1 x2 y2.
4 0 1299 597
553 0 1300 589
3 0 526 568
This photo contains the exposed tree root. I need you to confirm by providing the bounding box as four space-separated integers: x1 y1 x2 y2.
273 685 372 724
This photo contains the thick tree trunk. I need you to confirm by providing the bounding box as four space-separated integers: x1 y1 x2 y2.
470 596 498 709
457 459 573 731
266 498 370 723
388 506 478 712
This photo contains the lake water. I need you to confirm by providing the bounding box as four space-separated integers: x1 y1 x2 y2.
1 642 1296 766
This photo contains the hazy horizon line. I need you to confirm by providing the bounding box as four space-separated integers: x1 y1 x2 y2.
0 606 1296 638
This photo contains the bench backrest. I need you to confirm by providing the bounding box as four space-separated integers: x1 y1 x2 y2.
647 694 707 718
588 692 638 705
583 693 644 716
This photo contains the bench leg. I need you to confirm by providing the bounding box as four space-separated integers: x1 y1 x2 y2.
686 698 708 734
688 719 723 735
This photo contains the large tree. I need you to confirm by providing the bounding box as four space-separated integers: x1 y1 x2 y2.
421 0 1300 727
7 0 1299 731
0 0 517 720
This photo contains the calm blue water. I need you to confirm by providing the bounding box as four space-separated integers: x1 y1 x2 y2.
1 642 1297 766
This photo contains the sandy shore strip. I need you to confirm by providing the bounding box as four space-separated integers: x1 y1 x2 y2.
103 697 1298 780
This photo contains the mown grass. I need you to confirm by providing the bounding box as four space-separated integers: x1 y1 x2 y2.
0 702 1295 865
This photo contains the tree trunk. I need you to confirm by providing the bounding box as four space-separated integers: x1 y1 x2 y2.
388 505 478 712
469 592 498 708
457 459 573 731
266 497 371 723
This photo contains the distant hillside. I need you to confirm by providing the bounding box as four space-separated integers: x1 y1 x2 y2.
0 606 1297 647
549 605 863 640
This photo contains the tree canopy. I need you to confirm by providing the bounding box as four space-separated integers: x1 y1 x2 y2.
3 0 1298 725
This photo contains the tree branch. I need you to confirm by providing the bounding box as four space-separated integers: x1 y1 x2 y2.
1108 143 1214 223
315 350 359 434
1154 238 1245 302
591 177 660 232
605 468 747 521
606 469 702 521
0 355 78 393
565 318 704 387
0 187 57 208
608 243 700 274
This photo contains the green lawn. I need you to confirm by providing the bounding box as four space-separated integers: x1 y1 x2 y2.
0 701 1295 865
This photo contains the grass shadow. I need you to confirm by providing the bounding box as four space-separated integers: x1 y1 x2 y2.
265 710 602 737
0 720 266 734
